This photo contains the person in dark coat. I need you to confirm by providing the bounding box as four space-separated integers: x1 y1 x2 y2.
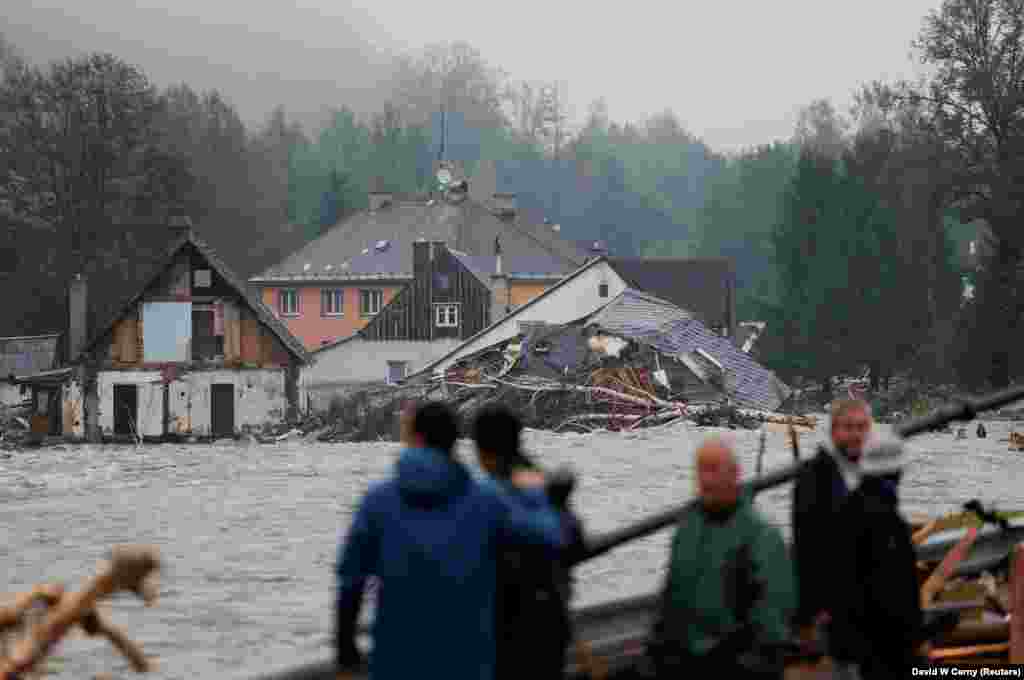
472 404 587 680
829 434 927 679
334 400 565 680
646 436 795 680
791 399 871 643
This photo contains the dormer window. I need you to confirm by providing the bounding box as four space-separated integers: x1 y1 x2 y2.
598 282 609 298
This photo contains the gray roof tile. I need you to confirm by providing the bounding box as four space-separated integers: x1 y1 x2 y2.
250 196 584 282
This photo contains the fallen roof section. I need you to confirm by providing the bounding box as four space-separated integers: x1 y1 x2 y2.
582 289 790 411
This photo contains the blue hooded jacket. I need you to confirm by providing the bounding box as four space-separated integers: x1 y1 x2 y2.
335 447 565 680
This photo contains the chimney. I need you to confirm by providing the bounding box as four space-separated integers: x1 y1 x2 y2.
492 193 516 218
413 238 430 281
68 273 88 362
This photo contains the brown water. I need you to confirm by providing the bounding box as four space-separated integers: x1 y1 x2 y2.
1 418 1022 679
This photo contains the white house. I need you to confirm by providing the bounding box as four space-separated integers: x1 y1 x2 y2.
413 255 737 379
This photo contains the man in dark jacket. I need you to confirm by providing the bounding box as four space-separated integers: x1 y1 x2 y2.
829 434 926 678
647 436 795 679
472 404 587 680
791 398 870 640
334 400 565 680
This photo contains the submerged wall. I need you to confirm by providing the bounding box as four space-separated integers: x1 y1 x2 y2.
167 369 286 436
94 368 287 437
301 338 460 412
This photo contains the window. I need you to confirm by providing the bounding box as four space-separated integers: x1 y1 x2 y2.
194 269 212 288
598 282 609 298
435 303 459 328
191 307 224 360
387 361 408 385
321 289 344 316
360 289 383 317
279 289 299 316
143 301 192 362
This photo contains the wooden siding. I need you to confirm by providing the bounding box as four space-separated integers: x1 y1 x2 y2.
92 246 295 370
360 242 491 342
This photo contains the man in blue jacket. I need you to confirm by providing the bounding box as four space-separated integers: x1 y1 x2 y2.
334 400 565 680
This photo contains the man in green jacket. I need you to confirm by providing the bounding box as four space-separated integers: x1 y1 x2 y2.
647 436 795 679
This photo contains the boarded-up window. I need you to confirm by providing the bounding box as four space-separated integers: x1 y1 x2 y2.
192 308 224 360
142 302 191 362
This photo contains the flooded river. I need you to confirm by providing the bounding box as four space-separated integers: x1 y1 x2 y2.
2 418 1023 678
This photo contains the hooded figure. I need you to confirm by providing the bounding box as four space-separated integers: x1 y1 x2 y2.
334 401 564 680
829 432 926 678
472 404 586 680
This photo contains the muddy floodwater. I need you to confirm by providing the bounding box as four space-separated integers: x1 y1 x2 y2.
2 418 1023 679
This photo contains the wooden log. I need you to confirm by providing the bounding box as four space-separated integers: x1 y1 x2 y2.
912 520 940 546
0 585 64 631
1012 543 1024 663
80 609 151 672
921 527 978 607
0 545 159 679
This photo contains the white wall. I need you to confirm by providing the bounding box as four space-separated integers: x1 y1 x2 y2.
168 369 286 436
425 261 626 376
96 371 164 437
97 369 287 437
301 338 461 411
62 378 84 438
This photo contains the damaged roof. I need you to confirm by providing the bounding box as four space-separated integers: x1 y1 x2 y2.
0 333 61 379
83 229 310 364
607 257 735 332
586 289 790 411
250 194 584 283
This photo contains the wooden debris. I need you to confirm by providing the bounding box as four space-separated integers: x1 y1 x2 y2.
0 545 160 680
921 527 978 607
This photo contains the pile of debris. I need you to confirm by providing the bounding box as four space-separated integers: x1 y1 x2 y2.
412 289 812 433
0 402 35 450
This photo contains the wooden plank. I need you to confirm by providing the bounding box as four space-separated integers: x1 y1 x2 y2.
930 642 1008 659
239 310 261 364
223 304 241 363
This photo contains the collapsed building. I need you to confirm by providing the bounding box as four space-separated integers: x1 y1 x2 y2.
426 289 792 431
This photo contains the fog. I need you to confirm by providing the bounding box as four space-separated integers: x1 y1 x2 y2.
5 0 939 149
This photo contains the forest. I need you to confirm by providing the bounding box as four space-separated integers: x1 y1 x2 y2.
2 0 1022 391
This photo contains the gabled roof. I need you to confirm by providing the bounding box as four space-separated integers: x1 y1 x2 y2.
411 255 611 378
0 333 61 378
583 289 789 411
249 194 584 283
606 257 735 331
83 229 309 364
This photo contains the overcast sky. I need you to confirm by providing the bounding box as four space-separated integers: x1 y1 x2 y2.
4 0 940 150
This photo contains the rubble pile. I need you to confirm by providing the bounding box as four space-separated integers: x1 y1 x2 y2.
0 402 34 450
